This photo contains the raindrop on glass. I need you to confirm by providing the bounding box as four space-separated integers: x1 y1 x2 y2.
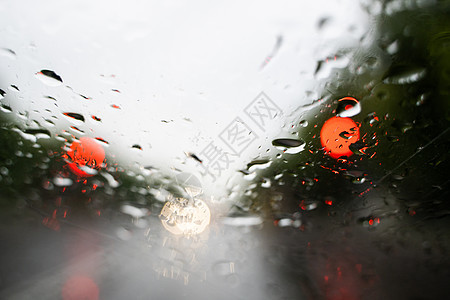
0 104 12 113
272 138 306 154
63 112 85 122
35 70 63 87
24 129 51 139
247 159 272 172
336 97 361 117
299 120 308 127
9 85 19 92
383 66 426 84
53 176 73 187
0 48 16 59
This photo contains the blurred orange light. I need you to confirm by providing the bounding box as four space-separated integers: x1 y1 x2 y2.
65 137 105 177
62 276 99 300
320 117 360 159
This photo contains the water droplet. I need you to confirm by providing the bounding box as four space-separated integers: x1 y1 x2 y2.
44 95 57 101
272 138 306 154
299 120 308 127
386 40 399 55
364 112 380 126
336 97 361 117
391 174 405 181
63 112 85 122
242 171 257 181
42 180 54 190
132 144 142 150
91 115 101 122
0 166 9 176
101 172 119 188
348 141 367 155
77 94 91 101
416 93 429 106
277 218 293 227
0 48 16 59
352 177 366 184
247 159 271 172
272 138 304 148
25 128 51 139
221 215 263 227
0 104 12 113
317 17 331 29
70 126 84 133
392 120 413 133
44 119 55 126
185 152 202 163
111 104 121 109
300 201 318 211
9 85 19 92
35 70 63 87
261 178 271 188
53 176 73 187
11 128 46 142
121 204 148 218
0 89 6 99
339 131 353 140
95 137 109 145
383 66 426 84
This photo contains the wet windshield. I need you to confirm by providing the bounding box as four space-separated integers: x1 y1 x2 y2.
1 0 449 299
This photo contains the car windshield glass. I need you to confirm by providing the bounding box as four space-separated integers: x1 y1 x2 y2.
0 1 449 299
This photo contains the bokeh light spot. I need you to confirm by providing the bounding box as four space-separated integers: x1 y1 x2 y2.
320 117 360 159
65 137 105 177
62 276 99 300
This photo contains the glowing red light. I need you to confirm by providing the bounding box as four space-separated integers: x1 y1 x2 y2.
42 216 60 231
62 276 99 300
325 200 333 206
65 137 105 177
320 117 360 159
368 219 374 226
